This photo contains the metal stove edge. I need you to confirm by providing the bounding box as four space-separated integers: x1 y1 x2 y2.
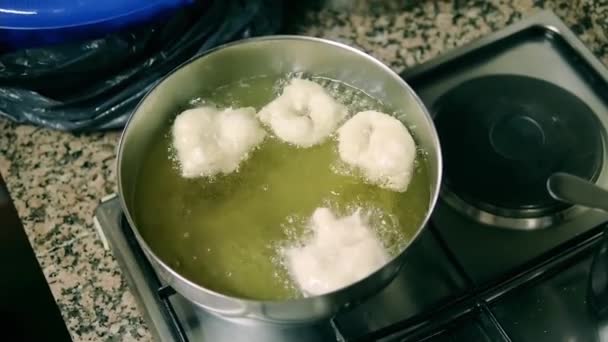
95 196 182 342
401 10 608 82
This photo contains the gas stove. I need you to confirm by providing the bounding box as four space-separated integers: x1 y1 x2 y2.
95 10 608 341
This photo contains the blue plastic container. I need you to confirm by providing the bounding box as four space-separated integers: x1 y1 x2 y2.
0 0 196 50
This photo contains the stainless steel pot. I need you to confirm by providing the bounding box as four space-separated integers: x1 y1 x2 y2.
117 36 442 323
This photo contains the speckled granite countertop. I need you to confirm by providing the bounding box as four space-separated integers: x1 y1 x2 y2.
0 1 606 341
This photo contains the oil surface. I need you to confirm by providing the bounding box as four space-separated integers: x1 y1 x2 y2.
133 75 431 300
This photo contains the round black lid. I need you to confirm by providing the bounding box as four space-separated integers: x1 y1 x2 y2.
433 74 604 216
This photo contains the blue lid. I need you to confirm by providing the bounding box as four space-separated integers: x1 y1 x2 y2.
0 0 196 50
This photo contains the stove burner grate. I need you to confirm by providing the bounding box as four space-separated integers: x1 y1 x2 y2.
120 216 190 342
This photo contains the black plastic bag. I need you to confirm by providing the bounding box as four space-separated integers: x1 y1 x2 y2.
0 0 283 132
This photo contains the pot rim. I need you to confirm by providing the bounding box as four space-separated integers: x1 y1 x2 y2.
116 35 443 307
